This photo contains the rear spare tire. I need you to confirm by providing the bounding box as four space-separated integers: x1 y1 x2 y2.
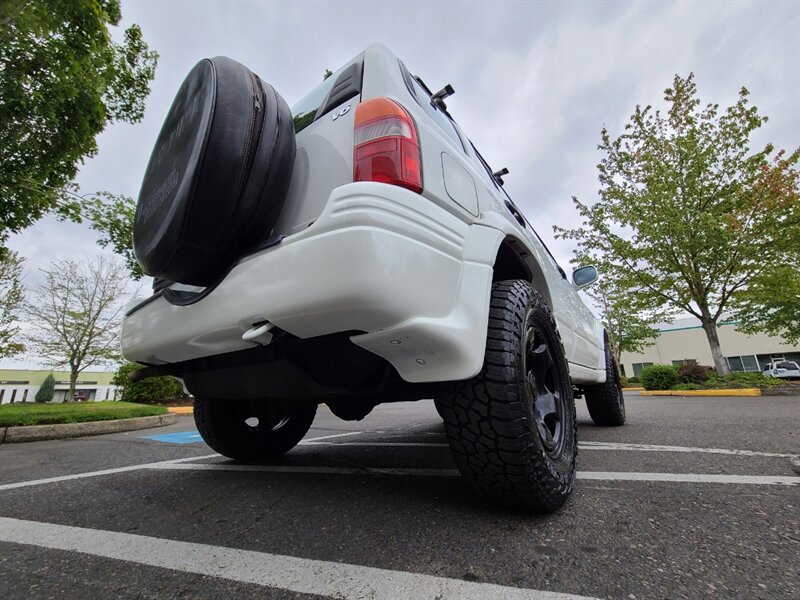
134 56 295 286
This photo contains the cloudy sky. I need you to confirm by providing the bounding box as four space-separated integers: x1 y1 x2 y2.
5 0 799 368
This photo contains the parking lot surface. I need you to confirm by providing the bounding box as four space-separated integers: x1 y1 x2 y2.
1 393 798 599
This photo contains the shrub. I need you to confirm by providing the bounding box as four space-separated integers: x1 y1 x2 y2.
620 374 629 387
35 374 55 403
628 376 640 384
640 365 679 390
677 363 713 384
672 382 702 390
707 371 784 389
112 362 184 404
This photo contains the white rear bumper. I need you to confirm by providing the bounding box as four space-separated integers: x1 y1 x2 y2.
122 182 504 383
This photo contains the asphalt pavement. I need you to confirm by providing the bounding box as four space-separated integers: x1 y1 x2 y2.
0 393 798 599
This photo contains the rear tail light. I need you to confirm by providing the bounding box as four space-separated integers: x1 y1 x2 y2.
353 97 422 193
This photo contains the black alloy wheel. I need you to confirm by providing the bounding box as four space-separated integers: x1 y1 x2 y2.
524 323 568 459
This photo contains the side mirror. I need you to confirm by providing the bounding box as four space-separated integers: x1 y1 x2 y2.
572 265 598 289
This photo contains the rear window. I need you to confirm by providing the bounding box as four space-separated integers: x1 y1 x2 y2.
291 75 337 133
291 54 364 134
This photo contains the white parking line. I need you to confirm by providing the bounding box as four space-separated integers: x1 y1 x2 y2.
0 454 220 492
150 462 800 486
0 431 364 492
300 440 798 459
298 431 364 444
302 441 450 447
148 463 461 477
578 441 796 458
3 430 796 492
577 471 799 485
0 517 597 600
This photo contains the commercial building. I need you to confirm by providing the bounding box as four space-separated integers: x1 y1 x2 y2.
0 370 119 405
620 317 800 377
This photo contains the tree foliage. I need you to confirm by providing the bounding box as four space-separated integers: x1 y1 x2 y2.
589 276 668 365
87 193 141 279
0 250 25 358
556 74 800 374
0 0 157 255
112 362 183 405
26 256 129 402
34 373 55 403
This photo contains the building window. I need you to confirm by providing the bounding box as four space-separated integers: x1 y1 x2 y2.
672 359 697 367
632 362 654 377
726 355 760 372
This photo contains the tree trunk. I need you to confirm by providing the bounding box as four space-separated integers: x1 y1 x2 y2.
700 317 730 375
66 368 78 403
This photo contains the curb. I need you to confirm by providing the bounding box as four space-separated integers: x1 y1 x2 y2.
167 406 193 415
760 387 800 396
624 387 645 391
0 413 178 444
641 389 761 397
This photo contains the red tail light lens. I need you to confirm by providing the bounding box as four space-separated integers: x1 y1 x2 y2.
353 98 422 193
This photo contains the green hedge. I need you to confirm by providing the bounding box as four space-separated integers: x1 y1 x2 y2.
640 365 679 390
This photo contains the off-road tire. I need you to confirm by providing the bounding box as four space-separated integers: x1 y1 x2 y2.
437 279 577 512
194 397 316 461
584 343 626 426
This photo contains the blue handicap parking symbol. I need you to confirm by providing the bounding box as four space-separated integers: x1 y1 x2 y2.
141 431 204 444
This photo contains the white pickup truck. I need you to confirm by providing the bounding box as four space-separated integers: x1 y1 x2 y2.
122 44 625 512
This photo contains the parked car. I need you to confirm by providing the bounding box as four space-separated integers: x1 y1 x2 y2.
122 44 625 512
762 360 800 379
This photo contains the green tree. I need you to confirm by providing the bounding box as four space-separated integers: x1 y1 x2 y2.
0 250 25 358
556 74 800 375
0 0 158 256
112 362 183 404
26 257 128 402
87 193 142 279
732 264 800 346
590 275 670 366
34 373 55 403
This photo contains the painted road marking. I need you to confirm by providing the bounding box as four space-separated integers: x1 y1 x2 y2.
0 431 363 491
577 472 800 485
140 429 364 445
141 431 204 444
143 431 797 461
303 441 451 447
0 517 597 600
578 441 797 459
149 462 800 486
0 454 220 492
298 431 364 444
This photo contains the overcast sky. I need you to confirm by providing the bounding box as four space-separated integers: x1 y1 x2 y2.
5 0 799 369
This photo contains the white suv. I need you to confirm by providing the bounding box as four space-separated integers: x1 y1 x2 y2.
123 44 626 512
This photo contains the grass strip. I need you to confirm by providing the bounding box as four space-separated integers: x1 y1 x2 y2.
0 401 167 427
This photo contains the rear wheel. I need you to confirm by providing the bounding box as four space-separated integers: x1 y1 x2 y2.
437 280 577 512
194 397 316 461
583 343 626 426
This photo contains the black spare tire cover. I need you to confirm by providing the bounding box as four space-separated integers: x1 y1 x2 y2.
134 56 295 286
